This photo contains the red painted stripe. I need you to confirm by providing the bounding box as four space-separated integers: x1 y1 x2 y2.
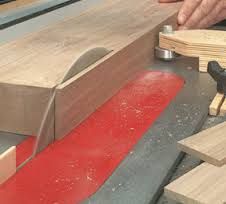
0 71 184 204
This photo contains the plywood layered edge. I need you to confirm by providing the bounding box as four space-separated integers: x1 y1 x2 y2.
159 30 226 72
0 0 181 145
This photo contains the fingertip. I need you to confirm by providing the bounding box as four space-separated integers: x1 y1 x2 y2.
178 13 186 25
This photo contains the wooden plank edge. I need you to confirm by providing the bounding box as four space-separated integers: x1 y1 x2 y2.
164 163 211 204
164 163 226 204
178 141 224 167
0 146 16 185
164 186 203 204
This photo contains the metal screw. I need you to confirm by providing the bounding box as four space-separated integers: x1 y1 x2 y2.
162 25 174 34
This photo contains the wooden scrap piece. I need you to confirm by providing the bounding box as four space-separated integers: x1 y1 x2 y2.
219 99 226 116
209 93 225 116
0 146 16 185
165 163 226 204
178 121 226 166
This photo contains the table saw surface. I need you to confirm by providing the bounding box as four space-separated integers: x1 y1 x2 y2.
0 1 223 204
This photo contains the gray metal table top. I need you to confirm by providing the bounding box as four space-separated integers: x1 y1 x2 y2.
0 2 221 203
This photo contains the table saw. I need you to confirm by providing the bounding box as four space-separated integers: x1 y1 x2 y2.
0 1 225 204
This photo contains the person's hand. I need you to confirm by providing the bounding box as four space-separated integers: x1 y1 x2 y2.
159 0 226 29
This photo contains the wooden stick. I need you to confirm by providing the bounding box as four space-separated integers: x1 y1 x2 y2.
209 93 225 116
0 146 16 185
219 99 226 116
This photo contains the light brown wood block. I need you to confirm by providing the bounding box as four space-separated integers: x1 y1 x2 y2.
165 163 226 204
178 121 226 166
219 99 226 116
0 0 181 143
159 30 226 72
209 93 225 116
0 146 16 185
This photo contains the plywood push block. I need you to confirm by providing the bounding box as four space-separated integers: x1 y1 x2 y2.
159 29 226 72
0 0 181 150
165 121 226 203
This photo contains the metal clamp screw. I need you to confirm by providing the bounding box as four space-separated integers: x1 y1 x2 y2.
162 25 174 34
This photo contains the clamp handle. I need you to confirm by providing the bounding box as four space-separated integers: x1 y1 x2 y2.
208 61 226 95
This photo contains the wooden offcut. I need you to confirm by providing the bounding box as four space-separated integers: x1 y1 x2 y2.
209 93 225 116
159 30 226 72
165 163 226 204
219 99 226 116
178 121 226 166
0 146 16 185
0 0 181 145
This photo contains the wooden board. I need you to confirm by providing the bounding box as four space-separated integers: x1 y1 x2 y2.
159 30 226 72
55 17 177 138
0 0 181 142
0 146 16 185
178 121 226 166
165 163 226 204
0 0 38 12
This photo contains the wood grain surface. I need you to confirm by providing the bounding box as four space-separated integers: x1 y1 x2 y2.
0 0 181 140
165 163 226 204
178 121 226 166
